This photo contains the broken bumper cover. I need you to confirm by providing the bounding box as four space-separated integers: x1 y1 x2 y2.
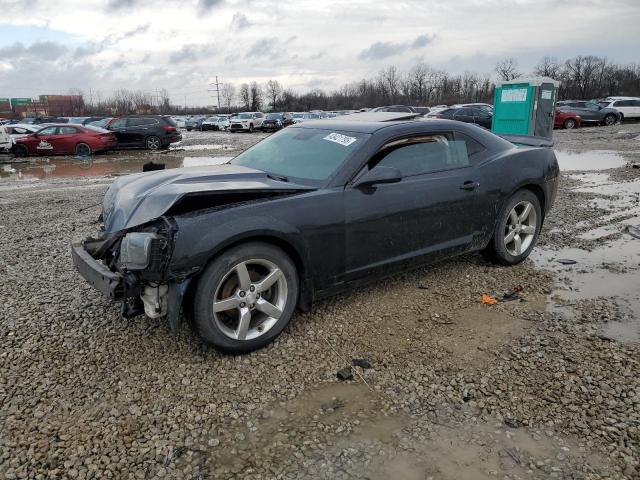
71 241 124 299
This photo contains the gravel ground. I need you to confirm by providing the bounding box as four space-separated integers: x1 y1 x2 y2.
1 124 639 479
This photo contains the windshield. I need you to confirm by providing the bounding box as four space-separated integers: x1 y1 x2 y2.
231 127 368 183
237 113 253 119
266 113 283 120
293 113 304 118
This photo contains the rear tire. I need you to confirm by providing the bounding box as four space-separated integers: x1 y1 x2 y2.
75 142 92 157
146 135 161 150
248 124 254 133
483 189 542 266
193 242 299 354
563 118 576 129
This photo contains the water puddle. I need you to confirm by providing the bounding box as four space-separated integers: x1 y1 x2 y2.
530 236 640 344
554 150 628 171
171 144 235 151
0 155 233 181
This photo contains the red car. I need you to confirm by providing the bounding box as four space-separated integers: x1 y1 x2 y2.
13 124 118 157
554 109 581 129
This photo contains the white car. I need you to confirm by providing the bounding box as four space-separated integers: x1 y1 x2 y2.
1 123 41 150
0 125 10 151
598 97 640 120
172 117 187 128
228 112 264 132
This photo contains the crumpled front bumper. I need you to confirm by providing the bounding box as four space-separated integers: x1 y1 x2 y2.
71 241 124 299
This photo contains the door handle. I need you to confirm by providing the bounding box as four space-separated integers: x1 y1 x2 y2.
460 180 480 190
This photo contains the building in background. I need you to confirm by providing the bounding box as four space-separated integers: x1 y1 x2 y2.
0 95 85 118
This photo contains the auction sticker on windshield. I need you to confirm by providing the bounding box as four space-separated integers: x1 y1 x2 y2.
323 132 357 147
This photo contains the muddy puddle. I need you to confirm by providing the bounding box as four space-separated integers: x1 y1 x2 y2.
0 154 233 181
533 148 640 344
554 149 629 170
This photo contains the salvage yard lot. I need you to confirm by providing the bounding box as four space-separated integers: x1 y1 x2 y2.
1 124 639 479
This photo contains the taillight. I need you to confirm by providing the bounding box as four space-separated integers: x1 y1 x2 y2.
164 126 177 133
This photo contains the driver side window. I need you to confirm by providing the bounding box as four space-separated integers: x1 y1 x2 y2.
373 135 470 177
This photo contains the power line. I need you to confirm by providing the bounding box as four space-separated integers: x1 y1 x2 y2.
207 76 224 110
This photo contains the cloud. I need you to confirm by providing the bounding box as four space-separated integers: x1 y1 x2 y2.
245 37 283 61
169 43 217 63
412 34 435 49
358 34 435 60
231 12 251 30
197 0 224 12
122 23 150 39
0 41 69 61
107 0 140 10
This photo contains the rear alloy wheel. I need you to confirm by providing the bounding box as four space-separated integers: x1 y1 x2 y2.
146 135 161 150
248 124 254 133
75 142 92 157
13 144 29 157
484 189 542 265
563 118 576 129
193 242 298 353
603 114 616 126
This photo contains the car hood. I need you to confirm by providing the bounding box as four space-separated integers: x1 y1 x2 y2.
101 164 315 233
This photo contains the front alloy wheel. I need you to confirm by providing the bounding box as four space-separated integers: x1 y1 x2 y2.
193 242 298 353
212 259 287 341
563 118 576 129
603 114 616 126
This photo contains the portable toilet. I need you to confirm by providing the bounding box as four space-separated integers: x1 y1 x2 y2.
491 77 560 140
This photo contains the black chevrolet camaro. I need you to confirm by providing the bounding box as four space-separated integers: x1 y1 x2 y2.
72 116 559 353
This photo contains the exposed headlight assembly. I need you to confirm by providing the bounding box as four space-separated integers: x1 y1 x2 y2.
119 232 159 270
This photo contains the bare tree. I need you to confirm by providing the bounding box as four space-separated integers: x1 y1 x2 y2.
249 81 262 111
495 57 521 81
158 88 172 113
265 79 283 110
239 83 250 110
533 56 561 79
220 84 235 111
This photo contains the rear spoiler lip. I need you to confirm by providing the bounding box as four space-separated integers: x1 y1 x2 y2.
498 134 554 148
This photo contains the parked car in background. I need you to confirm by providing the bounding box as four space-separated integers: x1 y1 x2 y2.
554 109 581 129
33 116 69 124
291 112 321 123
0 125 10 151
229 112 265 132
412 106 431 116
72 115 559 353
2 123 41 148
597 97 640 120
454 103 494 113
431 107 493 129
87 117 114 128
425 106 449 117
65 117 90 124
105 116 181 150
12 124 117 157
172 117 187 129
185 116 206 131
81 117 109 125
371 105 418 113
201 116 229 131
556 100 620 126
261 112 295 131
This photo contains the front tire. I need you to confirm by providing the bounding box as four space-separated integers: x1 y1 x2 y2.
193 242 299 353
603 114 616 126
248 124 254 133
484 189 542 266
13 144 29 157
563 118 576 129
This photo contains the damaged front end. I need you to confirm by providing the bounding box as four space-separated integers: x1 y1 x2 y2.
72 216 192 332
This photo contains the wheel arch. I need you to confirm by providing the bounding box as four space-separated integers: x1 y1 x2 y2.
184 232 313 313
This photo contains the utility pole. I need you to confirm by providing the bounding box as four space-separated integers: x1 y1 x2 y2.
207 76 224 111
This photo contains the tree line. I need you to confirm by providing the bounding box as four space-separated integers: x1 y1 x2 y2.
80 55 640 115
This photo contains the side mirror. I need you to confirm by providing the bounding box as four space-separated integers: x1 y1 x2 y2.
354 166 402 188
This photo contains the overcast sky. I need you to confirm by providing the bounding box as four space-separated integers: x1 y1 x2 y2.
1 0 639 106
